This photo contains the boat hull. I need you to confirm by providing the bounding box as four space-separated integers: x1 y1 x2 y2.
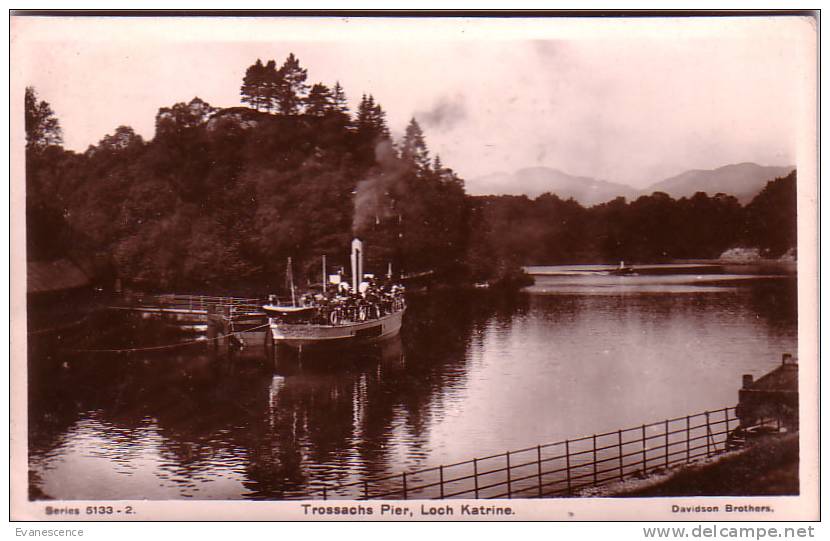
269 308 405 349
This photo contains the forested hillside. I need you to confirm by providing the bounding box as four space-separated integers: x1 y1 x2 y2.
24 53 798 294
467 171 796 267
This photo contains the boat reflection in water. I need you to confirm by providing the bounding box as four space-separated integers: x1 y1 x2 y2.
28 322 460 500
28 290 516 500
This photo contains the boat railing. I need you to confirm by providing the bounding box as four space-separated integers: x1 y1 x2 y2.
268 296 406 326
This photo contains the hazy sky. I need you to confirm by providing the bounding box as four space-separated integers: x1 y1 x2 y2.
12 16 816 189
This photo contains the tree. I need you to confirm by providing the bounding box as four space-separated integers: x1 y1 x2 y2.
370 100 390 139
275 53 309 115
305 83 333 116
432 154 464 188
155 97 216 137
356 94 390 141
261 60 280 113
400 118 430 173
89 126 144 154
743 171 797 256
241 59 266 111
332 81 349 116
25 86 63 153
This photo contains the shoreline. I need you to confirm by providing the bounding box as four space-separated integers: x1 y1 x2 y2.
576 434 799 498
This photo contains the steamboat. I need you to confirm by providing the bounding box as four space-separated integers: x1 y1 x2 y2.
262 239 406 349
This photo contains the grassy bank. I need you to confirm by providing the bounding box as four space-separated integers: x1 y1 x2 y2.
578 434 799 497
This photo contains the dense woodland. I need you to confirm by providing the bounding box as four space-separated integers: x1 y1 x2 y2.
25 54 797 294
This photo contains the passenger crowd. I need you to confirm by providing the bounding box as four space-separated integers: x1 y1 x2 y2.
269 278 406 325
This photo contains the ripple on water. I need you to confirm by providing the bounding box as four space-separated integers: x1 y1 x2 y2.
28 274 796 500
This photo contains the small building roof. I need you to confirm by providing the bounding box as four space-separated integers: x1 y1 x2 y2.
749 363 798 392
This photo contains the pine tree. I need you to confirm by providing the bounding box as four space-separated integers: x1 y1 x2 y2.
433 155 445 178
356 94 390 141
306 83 333 116
356 94 374 132
276 53 309 115
332 81 349 115
371 101 391 140
400 118 430 173
261 60 280 113
240 59 266 111
433 154 463 188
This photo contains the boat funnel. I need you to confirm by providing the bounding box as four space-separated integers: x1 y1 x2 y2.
351 238 364 292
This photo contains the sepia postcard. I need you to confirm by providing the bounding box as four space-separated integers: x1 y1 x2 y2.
9 12 819 522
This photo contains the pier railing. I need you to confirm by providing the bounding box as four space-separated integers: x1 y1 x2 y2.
310 407 741 500
118 293 267 315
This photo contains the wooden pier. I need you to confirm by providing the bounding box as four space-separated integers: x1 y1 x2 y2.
111 293 272 352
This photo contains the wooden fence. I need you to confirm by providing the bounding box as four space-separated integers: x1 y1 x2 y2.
310 407 740 500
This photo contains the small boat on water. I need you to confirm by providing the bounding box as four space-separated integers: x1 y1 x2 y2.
263 239 406 350
608 260 636 276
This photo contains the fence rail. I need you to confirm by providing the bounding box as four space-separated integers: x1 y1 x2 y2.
308 407 742 500
119 293 269 315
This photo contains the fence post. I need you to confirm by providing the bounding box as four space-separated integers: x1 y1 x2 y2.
565 440 571 494
439 465 445 499
618 430 624 480
664 419 670 470
724 407 731 450
592 434 598 485
506 451 512 499
537 445 543 497
473 458 479 499
641 425 648 474
323 486 327 501
363 480 369 500
705 411 711 458
686 416 691 464
402 472 408 500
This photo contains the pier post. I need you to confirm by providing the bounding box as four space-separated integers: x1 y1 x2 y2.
617 430 624 480
592 435 598 485
705 411 711 457
206 303 219 352
263 322 271 351
473 458 479 499
724 407 731 445
564 440 571 494
439 465 444 499
686 416 691 463
220 305 231 356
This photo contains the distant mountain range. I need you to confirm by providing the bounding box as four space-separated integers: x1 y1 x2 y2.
645 163 795 205
468 163 795 206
